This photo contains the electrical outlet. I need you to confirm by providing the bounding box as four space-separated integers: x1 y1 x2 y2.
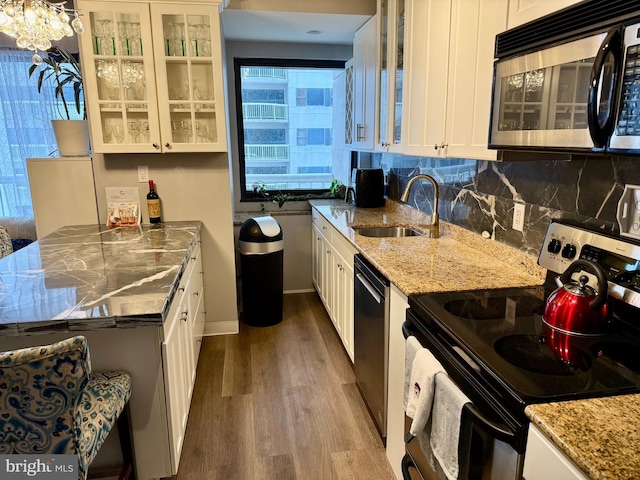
137 165 149 183
513 202 525 232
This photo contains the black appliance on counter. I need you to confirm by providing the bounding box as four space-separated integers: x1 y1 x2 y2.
355 168 385 208
489 0 640 156
403 221 640 479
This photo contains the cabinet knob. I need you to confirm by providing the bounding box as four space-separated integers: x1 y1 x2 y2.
152 143 160 149
193 291 199 297
165 142 172 149
180 310 188 321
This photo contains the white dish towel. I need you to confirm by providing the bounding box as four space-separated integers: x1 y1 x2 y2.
404 335 423 409
405 346 445 438
430 372 471 480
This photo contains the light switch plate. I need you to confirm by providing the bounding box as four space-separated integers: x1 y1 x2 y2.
513 203 525 232
137 165 149 183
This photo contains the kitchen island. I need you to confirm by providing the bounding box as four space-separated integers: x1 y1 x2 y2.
0 221 204 479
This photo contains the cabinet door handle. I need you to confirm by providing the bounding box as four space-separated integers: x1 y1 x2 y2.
165 142 172 149
356 123 365 141
193 291 199 297
181 309 188 321
153 143 160 150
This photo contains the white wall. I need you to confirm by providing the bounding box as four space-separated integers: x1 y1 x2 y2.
91 152 239 335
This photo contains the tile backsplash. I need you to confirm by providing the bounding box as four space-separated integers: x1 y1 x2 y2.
373 153 640 256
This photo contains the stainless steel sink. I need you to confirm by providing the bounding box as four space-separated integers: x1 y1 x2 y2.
353 226 423 238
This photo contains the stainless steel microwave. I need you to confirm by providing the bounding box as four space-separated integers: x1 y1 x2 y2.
488 2 640 156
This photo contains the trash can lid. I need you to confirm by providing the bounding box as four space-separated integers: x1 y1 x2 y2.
239 216 283 242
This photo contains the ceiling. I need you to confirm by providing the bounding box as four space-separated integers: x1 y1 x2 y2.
220 9 371 44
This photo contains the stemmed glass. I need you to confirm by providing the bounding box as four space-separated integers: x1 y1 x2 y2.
139 120 150 142
127 120 140 143
112 125 124 143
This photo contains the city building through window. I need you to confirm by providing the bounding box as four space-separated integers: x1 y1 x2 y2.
234 58 345 201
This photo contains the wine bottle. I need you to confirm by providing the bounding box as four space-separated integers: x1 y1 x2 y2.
147 180 162 224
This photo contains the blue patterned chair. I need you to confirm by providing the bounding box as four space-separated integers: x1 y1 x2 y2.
0 336 136 480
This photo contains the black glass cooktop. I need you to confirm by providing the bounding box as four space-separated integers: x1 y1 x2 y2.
408 287 640 406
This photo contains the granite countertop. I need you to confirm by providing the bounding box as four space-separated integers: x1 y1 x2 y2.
311 199 640 478
526 396 640 479
309 199 546 296
0 221 201 337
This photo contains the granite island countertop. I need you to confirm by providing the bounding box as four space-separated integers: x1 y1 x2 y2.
309 199 546 295
526 395 640 480
0 221 201 337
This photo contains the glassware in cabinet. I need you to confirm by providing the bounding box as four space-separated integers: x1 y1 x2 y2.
77 1 227 153
152 6 226 152
77 1 161 153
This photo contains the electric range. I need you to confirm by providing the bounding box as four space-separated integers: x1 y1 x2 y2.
402 221 640 478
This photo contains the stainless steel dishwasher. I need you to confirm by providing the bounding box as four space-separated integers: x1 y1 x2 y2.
354 254 390 441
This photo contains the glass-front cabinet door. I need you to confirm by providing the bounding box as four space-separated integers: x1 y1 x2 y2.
77 1 227 153
78 1 160 153
150 4 226 152
376 0 404 152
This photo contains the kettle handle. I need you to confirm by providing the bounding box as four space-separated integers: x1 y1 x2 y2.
559 259 608 310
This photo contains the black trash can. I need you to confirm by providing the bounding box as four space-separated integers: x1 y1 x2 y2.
239 216 284 326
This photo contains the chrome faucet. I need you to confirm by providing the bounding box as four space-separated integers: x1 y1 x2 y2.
400 174 440 238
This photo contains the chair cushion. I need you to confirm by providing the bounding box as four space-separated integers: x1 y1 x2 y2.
0 226 12 259
11 238 33 252
0 336 90 455
76 371 132 473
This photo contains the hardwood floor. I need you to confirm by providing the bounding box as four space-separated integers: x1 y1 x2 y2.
168 292 396 480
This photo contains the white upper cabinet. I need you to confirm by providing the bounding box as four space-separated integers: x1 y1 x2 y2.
352 16 378 151
77 0 227 154
401 0 507 160
376 0 405 153
507 0 585 29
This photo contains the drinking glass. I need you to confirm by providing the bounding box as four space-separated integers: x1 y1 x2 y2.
97 19 115 55
128 22 142 56
127 120 140 143
139 120 150 142
112 125 124 143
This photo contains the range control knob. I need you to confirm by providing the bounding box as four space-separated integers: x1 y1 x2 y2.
561 243 577 259
547 238 562 254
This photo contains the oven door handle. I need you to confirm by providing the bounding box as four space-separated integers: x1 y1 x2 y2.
463 403 516 444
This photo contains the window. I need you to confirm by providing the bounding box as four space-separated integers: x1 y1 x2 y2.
234 58 345 200
296 88 333 107
0 49 71 218
296 128 332 146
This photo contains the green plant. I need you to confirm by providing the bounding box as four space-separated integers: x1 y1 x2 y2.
28 46 85 120
253 179 347 210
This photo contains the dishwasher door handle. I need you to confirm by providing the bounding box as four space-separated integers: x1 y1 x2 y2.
356 272 382 304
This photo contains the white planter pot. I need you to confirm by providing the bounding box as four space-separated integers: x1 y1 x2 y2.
51 119 90 157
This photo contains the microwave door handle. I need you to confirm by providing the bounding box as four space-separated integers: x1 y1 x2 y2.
588 27 622 148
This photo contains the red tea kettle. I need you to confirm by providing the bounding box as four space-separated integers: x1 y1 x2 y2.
543 259 609 335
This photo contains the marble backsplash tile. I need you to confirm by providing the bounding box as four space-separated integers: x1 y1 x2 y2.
374 153 639 256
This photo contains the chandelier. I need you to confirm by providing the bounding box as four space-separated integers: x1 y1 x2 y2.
0 0 84 63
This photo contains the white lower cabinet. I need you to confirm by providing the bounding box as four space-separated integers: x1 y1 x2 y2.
162 242 204 474
523 423 588 480
386 284 409 480
311 208 356 362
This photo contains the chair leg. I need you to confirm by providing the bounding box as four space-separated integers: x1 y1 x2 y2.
116 401 136 480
